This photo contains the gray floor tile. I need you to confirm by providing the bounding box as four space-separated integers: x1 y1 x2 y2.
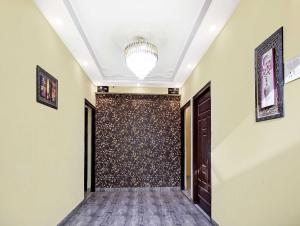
60 190 212 226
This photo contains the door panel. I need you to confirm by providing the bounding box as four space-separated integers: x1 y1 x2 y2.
193 86 211 217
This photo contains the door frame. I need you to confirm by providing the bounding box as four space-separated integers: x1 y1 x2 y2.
84 107 88 191
192 82 211 213
180 101 191 190
84 99 96 192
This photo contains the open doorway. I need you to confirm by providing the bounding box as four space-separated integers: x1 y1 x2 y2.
181 101 192 199
84 99 96 193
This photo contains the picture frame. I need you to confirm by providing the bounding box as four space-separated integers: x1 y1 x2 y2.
168 88 179 95
255 27 284 122
36 65 58 109
97 86 109 93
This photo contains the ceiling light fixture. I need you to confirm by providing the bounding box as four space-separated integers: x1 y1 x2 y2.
125 38 158 80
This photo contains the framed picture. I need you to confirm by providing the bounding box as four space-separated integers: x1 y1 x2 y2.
255 27 284 122
97 86 109 93
36 65 58 109
168 88 179 95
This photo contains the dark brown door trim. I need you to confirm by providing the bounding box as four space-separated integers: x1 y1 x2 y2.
192 82 212 216
193 82 211 101
84 107 88 191
84 99 96 192
180 101 191 190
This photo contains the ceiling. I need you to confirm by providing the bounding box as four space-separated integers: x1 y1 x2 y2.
35 0 240 87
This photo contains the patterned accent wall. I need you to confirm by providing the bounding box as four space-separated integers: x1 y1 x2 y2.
95 94 181 188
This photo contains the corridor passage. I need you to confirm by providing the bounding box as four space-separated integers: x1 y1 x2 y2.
60 190 212 226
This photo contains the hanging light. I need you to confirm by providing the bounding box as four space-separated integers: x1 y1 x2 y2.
125 38 158 80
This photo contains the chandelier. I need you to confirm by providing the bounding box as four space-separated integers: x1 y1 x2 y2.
125 38 158 80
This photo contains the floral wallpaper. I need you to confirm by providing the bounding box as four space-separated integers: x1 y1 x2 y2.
95 94 181 188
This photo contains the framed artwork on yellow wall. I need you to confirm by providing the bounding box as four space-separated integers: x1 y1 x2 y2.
255 27 284 122
36 65 58 109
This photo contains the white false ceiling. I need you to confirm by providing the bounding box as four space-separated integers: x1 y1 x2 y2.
35 0 240 87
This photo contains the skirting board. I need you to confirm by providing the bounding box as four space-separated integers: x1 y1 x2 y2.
212 219 220 226
194 204 220 226
182 190 193 201
96 186 181 192
56 199 85 226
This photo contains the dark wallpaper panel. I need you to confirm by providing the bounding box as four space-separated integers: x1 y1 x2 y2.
95 94 181 188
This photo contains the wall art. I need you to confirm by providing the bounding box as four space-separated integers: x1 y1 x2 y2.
255 27 284 121
36 65 58 109
97 86 109 93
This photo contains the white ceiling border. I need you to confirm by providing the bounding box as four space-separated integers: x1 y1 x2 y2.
62 0 211 82
63 0 105 79
34 0 240 87
172 0 212 81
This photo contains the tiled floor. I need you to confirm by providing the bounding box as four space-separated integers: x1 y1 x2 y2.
60 190 212 226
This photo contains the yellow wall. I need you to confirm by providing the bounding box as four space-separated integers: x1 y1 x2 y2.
109 86 168 94
181 0 300 225
0 1 96 226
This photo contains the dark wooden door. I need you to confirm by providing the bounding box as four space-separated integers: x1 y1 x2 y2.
193 85 211 216
84 107 88 192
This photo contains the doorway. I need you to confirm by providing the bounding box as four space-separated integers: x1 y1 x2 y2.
193 82 211 217
84 99 96 192
181 101 192 198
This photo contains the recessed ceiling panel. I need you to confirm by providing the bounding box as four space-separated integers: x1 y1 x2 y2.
35 0 240 87
64 0 206 81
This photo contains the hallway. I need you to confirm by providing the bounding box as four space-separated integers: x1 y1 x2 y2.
60 191 212 226
2 1 300 226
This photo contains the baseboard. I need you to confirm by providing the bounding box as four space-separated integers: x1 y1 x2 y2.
56 198 85 226
96 186 181 192
211 219 220 226
192 201 220 226
182 190 193 201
